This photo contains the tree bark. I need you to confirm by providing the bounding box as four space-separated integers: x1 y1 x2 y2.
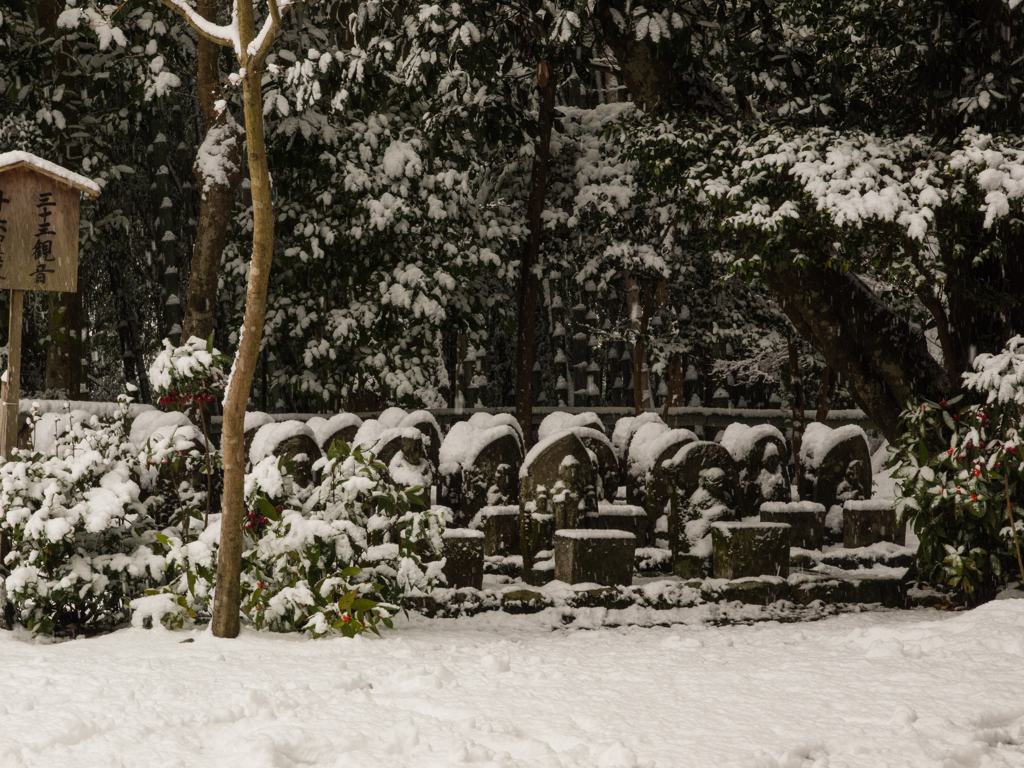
787 338 805 489
625 273 654 413
765 262 951 443
514 61 556 449
815 365 836 423
209 0 282 639
181 0 244 344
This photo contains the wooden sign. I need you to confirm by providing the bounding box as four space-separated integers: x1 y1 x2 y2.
0 152 99 461
0 154 99 292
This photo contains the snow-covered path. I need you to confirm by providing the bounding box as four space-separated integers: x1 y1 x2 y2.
1 601 1023 768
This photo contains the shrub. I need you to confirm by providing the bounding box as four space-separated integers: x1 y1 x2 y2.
0 398 167 635
158 440 447 637
892 336 1024 601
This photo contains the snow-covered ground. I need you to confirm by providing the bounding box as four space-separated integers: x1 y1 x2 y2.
2 599 1023 768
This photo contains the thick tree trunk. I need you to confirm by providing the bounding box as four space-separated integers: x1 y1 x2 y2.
514 61 556 448
210 0 279 639
44 286 84 397
181 0 243 343
765 262 951 443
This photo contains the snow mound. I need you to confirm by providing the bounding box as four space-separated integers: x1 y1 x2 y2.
249 421 315 464
129 410 191 449
720 422 786 461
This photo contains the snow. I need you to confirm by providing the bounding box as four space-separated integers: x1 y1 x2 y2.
248 420 315 464
611 413 663 459
720 423 786 461
521 430 587 479
2 601 1024 766
0 151 101 196
800 423 868 470
440 423 519 474
554 528 636 540
760 501 827 515
243 411 275 435
628 427 698 478
845 499 895 512
442 528 484 540
537 411 605 442
467 412 524 446
128 410 191 448
311 412 362 448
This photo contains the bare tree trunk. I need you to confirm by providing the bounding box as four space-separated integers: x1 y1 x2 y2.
514 61 556 448
181 0 244 343
44 284 84 398
209 0 282 640
815 365 836 423
625 273 654 413
788 337 805 490
661 352 685 419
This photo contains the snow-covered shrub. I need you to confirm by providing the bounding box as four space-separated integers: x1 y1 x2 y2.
892 336 1024 601
148 334 230 410
145 334 227 528
0 397 166 635
165 440 446 637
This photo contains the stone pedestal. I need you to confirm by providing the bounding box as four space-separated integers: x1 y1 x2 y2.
472 505 520 556
843 500 905 548
553 529 635 586
441 529 485 590
711 522 791 579
585 504 648 546
759 501 827 550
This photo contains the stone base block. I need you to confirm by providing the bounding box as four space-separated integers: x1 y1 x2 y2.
441 529 484 590
843 500 906 548
553 529 636 586
673 554 710 579
472 505 520 556
711 522 791 579
790 573 906 608
585 504 649 546
759 501 826 550
521 511 555 587
703 577 791 606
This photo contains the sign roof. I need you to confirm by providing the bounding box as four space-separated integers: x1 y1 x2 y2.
0 151 101 198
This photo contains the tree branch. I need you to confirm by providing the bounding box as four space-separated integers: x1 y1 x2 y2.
158 0 235 48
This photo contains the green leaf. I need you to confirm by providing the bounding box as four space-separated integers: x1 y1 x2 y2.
154 532 171 546
340 566 362 578
351 598 378 612
258 497 281 521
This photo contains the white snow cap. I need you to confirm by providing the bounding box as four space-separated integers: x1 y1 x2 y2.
249 421 315 465
244 411 276 434
720 423 786 462
32 410 98 454
537 411 605 442
0 151 101 196
611 413 663 459
800 423 868 469
377 407 408 428
554 528 635 540
312 412 363 448
467 412 524 445
129 410 191 449
439 423 519 474
628 427 698 478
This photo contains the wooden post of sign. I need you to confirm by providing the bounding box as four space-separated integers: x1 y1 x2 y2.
0 152 100 462
0 290 23 460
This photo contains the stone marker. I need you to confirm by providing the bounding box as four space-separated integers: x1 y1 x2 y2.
664 441 740 577
843 499 906 548
460 430 523 528
721 423 791 516
470 504 521 556
442 529 485 590
313 413 362 453
759 501 827 550
711 522 791 579
554 529 635 586
249 420 323 487
641 428 699 538
585 503 648 546
800 423 872 512
519 431 598 585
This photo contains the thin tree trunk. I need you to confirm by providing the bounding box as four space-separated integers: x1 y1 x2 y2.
210 0 281 639
514 61 556 448
662 352 685 419
788 337 805 489
625 273 654 413
815 365 836 423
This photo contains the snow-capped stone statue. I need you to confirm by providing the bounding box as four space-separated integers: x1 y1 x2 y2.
720 423 791 516
519 431 598 585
